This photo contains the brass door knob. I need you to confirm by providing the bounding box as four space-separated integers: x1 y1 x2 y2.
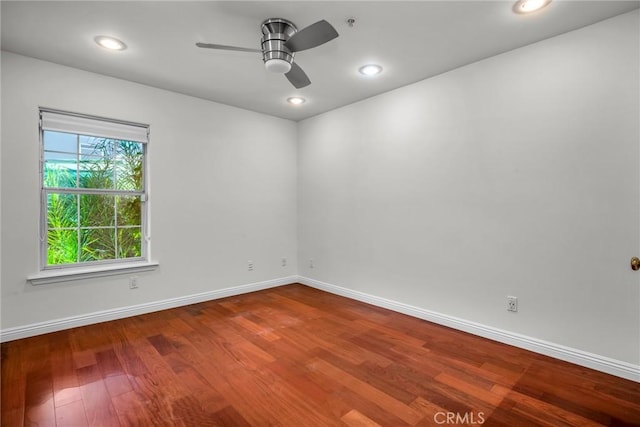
632 257 640 271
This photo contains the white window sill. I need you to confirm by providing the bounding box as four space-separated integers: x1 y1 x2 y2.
27 261 159 285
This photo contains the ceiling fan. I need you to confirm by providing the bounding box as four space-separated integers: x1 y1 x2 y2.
196 18 339 89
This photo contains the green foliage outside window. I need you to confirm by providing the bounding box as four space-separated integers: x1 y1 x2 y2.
44 133 144 266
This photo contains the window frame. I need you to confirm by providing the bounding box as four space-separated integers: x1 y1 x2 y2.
38 108 151 272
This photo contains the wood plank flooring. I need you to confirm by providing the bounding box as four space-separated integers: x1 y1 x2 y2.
2 284 639 426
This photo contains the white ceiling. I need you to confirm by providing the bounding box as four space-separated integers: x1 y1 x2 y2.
2 1 638 121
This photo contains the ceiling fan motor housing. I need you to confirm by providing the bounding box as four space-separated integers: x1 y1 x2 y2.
261 18 297 73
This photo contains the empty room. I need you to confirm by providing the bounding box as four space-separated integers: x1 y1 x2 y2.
1 1 639 425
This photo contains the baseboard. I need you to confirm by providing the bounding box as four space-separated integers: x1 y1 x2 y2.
4 275 638 382
297 276 640 383
0 276 297 343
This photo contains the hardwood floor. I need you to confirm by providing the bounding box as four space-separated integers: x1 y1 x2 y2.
2 284 639 426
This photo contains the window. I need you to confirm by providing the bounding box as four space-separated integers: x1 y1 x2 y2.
39 109 149 269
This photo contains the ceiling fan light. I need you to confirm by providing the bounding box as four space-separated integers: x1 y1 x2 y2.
265 58 292 74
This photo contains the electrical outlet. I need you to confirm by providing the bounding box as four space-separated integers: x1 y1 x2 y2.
309 259 314 269
281 257 287 267
248 260 254 271
129 277 139 289
507 296 518 312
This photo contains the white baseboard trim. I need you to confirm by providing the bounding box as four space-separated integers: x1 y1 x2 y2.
0 276 297 343
297 276 640 383
3 275 638 382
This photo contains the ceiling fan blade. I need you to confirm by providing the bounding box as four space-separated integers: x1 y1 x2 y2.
284 20 338 52
195 42 261 53
285 62 311 89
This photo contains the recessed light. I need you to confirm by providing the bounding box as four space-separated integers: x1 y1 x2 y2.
287 97 305 105
94 35 127 51
359 64 383 76
513 0 551 14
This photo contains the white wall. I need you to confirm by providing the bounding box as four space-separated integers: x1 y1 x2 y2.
298 11 640 365
1 52 297 329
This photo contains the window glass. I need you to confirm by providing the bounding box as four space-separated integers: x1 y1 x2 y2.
41 111 148 268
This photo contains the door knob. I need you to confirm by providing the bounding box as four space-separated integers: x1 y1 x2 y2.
631 257 640 271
